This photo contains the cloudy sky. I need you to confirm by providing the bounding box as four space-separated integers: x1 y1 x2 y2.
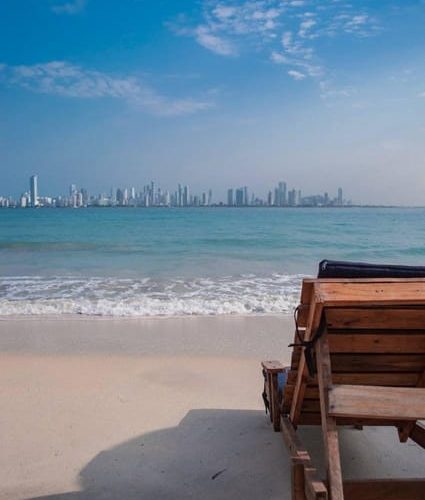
1 0 424 204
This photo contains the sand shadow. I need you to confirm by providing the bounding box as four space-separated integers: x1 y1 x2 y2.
27 409 292 500
25 409 425 500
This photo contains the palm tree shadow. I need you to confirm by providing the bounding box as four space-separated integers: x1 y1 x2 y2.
27 409 292 500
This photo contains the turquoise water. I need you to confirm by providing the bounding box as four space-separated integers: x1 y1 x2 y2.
1 207 424 316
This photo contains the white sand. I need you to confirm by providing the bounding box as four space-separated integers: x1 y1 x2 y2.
0 315 423 500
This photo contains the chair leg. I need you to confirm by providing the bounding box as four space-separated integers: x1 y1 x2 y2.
270 372 281 431
292 460 306 500
316 332 345 500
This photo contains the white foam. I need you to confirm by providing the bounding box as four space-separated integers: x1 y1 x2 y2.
0 274 304 317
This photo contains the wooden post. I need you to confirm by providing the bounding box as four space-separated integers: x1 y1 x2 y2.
271 372 281 431
292 460 306 500
316 331 345 500
398 370 425 442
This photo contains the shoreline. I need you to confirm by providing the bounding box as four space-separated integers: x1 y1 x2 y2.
0 311 292 321
0 313 294 359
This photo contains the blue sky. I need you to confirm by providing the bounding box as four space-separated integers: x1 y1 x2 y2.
1 0 425 204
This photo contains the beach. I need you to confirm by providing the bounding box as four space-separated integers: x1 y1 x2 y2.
2 208 425 499
1 314 424 500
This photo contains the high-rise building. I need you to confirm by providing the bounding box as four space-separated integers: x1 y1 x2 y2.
324 192 329 206
227 188 234 206
337 187 343 206
164 190 171 207
81 188 89 206
178 184 183 207
235 188 244 206
288 189 297 206
30 175 38 207
208 189 212 206
20 193 29 208
278 181 287 206
267 190 273 206
243 186 249 206
183 185 190 207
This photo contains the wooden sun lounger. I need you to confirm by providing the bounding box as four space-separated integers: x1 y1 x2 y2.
262 278 425 500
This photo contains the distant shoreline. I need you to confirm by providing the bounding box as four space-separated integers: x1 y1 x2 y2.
1 204 424 210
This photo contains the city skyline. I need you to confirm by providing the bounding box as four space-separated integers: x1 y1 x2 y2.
1 2 425 205
0 174 349 208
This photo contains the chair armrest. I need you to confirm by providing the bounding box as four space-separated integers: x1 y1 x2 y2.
261 360 286 373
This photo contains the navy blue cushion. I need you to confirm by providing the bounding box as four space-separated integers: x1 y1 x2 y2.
318 260 425 279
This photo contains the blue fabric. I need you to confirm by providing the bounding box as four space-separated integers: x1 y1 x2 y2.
277 368 289 393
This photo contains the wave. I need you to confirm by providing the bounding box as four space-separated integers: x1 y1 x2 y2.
0 274 304 317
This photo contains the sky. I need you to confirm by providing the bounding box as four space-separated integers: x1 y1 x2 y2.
0 0 425 205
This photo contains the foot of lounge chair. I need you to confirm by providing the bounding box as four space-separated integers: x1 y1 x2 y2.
261 360 286 432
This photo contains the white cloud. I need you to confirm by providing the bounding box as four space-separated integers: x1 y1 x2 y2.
288 69 305 80
51 0 86 15
319 80 356 100
270 51 288 64
171 0 381 88
194 26 237 56
172 1 286 57
213 5 237 20
298 19 317 38
418 91 425 98
0 61 212 116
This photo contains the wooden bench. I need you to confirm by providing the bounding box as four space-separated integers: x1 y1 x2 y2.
262 278 425 500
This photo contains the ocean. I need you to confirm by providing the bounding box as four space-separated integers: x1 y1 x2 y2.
1 207 424 316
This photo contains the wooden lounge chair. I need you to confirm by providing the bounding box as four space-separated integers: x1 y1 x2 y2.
261 261 425 500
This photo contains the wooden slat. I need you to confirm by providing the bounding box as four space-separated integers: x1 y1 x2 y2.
282 373 422 414
292 351 425 372
343 479 425 500
290 286 324 424
297 413 405 427
330 354 425 372
316 333 344 500
326 308 425 330
327 333 425 353
328 385 425 420
301 400 321 413
286 371 419 387
312 278 425 283
317 281 425 306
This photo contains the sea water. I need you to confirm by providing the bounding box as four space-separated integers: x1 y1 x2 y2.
1 207 424 316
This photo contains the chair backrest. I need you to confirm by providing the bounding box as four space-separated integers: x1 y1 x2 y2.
282 278 425 425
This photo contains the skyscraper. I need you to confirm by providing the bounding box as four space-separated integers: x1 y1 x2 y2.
337 187 343 206
178 184 183 207
183 185 190 207
243 186 249 206
278 181 287 206
227 188 234 206
30 175 38 207
235 188 244 206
